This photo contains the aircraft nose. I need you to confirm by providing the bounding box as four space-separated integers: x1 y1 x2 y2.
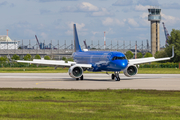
118 60 128 69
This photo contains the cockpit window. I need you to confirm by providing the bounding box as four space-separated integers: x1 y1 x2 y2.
112 56 126 60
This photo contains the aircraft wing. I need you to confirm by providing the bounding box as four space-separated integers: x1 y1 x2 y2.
129 46 174 65
17 59 92 68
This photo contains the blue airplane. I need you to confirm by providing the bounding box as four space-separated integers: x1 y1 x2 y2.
18 24 174 81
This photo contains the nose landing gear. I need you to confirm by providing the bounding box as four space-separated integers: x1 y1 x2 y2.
111 72 120 81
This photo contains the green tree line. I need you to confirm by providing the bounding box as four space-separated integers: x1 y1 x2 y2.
125 29 180 63
155 29 180 63
125 51 153 59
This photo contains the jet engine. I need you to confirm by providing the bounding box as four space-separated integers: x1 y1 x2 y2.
68 65 83 78
124 65 138 77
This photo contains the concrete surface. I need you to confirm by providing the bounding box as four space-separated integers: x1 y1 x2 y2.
0 73 180 90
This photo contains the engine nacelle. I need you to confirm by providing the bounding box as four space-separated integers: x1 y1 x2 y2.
68 65 83 78
124 65 138 77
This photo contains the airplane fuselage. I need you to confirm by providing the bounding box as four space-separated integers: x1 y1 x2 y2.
73 51 128 72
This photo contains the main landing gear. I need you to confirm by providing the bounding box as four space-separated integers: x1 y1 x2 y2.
76 75 84 80
111 72 120 81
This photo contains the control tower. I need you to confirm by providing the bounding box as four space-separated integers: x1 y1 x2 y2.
148 7 161 56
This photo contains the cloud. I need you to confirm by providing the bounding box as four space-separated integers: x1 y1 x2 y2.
65 30 73 36
24 29 36 37
90 8 113 17
40 9 51 15
40 32 48 39
66 29 87 36
161 13 180 25
53 19 62 26
127 18 139 27
37 24 46 30
161 3 180 9
112 0 133 6
10 3 15 7
67 22 86 31
60 2 112 17
106 28 115 35
0 1 15 8
60 2 99 12
140 12 148 19
38 0 77 2
122 8 132 13
134 4 150 11
92 31 100 35
102 17 124 26
60 6 77 12
0 1 8 7
12 21 31 28
140 19 149 26
137 0 159 6
138 12 149 26
7 21 45 40
121 4 150 13
77 2 99 12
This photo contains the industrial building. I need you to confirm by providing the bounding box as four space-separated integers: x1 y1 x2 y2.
148 7 161 56
0 35 18 49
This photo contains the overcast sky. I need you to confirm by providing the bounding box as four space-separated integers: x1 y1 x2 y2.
0 0 179 46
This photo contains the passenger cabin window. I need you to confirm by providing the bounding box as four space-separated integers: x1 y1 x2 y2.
112 56 126 60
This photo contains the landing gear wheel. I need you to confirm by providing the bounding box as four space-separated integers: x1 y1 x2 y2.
80 75 84 80
111 74 115 80
115 77 120 81
114 71 120 81
76 78 79 80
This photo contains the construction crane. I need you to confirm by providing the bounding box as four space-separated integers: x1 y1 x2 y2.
83 40 88 49
162 22 170 46
35 35 41 49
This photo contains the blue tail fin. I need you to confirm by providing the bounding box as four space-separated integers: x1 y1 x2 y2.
73 24 82 52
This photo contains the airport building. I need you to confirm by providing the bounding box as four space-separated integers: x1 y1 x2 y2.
0 35 18 49
148 7 161 56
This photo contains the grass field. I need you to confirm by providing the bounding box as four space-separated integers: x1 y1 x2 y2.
0 67 180 74
0 89 180 120
0 67 67 73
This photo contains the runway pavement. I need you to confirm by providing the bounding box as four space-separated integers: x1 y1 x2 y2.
0 73 180 90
